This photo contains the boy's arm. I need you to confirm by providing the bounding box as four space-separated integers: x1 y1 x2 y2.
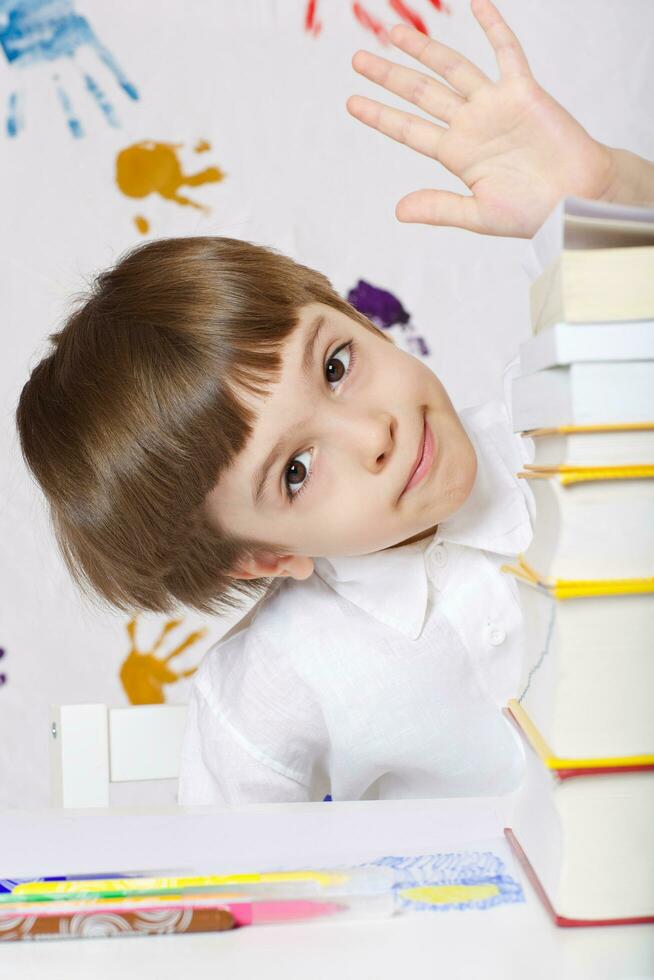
346 0 654 238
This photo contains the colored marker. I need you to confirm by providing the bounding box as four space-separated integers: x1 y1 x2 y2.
0 896 348 925
7 866 394 903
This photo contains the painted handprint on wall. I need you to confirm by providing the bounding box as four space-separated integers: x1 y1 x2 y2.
116 139 226 233
304 0 450 44
1 0 139 137
119 615 207 706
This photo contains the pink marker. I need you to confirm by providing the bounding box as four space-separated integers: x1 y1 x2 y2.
228 899 345 926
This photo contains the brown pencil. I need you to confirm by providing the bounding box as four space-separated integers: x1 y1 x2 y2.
0 905 235 942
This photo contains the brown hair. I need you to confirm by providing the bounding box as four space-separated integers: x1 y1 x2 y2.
15 236 391 618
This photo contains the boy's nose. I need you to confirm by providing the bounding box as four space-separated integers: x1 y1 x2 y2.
351 411 395 473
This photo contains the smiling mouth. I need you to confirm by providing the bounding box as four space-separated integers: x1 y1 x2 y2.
400 414 435 498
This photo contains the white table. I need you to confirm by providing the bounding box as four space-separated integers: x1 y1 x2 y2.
1 799 652 980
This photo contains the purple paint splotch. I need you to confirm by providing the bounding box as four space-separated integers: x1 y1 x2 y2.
347 279 410 330
1 0 139 138
347 279 431 358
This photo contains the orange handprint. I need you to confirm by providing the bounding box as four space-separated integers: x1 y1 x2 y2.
119 615 208 706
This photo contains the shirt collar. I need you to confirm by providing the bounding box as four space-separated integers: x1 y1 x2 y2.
312 401 532 640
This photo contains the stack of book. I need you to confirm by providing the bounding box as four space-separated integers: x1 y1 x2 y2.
503 196 654 927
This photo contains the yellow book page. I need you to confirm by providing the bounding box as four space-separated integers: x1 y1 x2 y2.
507 700 654 770
501 558 654 599
519 465 654 485
528 423 654 436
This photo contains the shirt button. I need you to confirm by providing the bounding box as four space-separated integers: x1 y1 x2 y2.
488 626 506 647
429 544 447 568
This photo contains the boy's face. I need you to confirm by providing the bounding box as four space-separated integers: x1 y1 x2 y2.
205 302 477 580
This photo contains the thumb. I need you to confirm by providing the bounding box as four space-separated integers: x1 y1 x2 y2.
396 189 483 233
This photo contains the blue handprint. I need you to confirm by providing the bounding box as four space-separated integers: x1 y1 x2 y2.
1 0 139 138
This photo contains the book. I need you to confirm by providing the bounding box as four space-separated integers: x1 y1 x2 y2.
530 196 654 278
527 196 654 332
506 695 654 773
508 195 654 930
505 714 654 926
504 575 654 763
516 470 654 580
510 361 654 431
518 320 654 375
530 246 654 335
527 424 654 468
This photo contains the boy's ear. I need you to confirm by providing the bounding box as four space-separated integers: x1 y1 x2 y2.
229 552 314 581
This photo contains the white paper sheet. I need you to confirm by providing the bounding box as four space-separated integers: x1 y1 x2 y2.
1 798 506 879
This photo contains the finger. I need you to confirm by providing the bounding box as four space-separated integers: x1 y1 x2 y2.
352 49 465 126
471 0 531 79
346 94 445 161
389 22 491 99
396 189 484 234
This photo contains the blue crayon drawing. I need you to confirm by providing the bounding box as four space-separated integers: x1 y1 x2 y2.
1 0 139 138
365 851 524 912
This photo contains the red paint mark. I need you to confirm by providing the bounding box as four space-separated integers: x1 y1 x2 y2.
388 0 429 34
304 0 322 38
425 0 452 13
352 3 391 45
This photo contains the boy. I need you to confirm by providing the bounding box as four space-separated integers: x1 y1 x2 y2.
15 1 654 805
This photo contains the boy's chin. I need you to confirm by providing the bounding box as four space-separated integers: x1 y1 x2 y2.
434 448 479 522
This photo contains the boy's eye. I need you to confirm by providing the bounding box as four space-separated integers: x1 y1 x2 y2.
285 449 312 497
325 345 350 388
283 341 355 503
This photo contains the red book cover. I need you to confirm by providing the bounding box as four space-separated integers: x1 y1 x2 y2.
505 828 654 928
505 708 654 927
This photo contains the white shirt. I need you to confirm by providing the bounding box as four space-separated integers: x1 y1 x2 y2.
178 373 535 806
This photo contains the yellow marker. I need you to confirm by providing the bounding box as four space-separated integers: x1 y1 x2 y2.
14 870 350 897
399 884 499 905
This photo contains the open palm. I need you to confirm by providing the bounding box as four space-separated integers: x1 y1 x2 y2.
346 0 614 238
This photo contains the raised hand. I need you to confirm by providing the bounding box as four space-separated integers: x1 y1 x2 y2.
346 0 615 238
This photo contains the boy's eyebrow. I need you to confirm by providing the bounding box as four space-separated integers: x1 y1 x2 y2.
251 314 327 507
